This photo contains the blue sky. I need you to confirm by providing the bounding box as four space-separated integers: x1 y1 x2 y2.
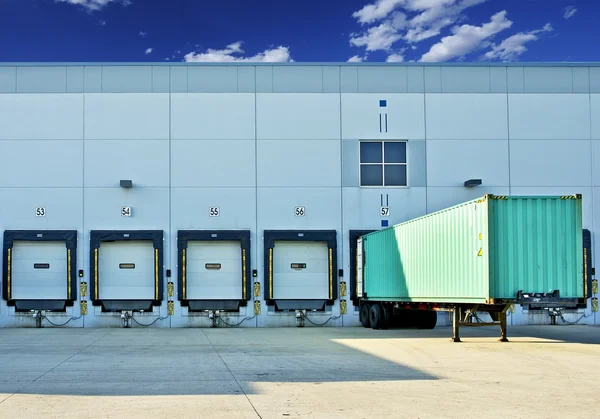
0 0 597 63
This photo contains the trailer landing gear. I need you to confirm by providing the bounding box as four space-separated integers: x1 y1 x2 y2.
451 304 510 343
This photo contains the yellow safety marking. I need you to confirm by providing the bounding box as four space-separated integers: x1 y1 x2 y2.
340 281 347 297
7 248 11 300
167 282 174 297
253 282 260 297
478 233 483 240
94 248 98 300
67 249 72 299
167 301 174 316
329 248 333 300
560 195 578 200
592 279 598 295
592 298 598 313
242 248 247 299
155 248 159 300
182 248 186 300
478 248 483 257
80 282 88 297
269 248 273 299
254 300 261 315
80 300 88 315
340 300 347 315
491 195 508 200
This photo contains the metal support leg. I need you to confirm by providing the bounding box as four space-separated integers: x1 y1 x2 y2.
499 309 509 342
452 307 461 342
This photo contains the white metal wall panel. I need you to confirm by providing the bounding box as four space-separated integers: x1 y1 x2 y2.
171 188 256 230
257 188 342 230
84 188 169 230
171 140 256 187
426 140 509 187
0 140 83 187
0 188 83 230
257 140 340 187
341 93 425 140
508 94 591 140
425 93 508 140
11 241 67 300
509 140 592 187
256 93 340 140
272 241 329 299
0 94 83 140
170 93 256 140
342 187 427 230
98 241 155 300
84 93 169 140
425 186 510 214
186 241 242 300
84 140 169 187
592 94 600 139
593 141 600 186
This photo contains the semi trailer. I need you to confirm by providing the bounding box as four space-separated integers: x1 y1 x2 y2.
356 194 590 342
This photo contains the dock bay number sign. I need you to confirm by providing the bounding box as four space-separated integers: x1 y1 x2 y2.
121 206 132 217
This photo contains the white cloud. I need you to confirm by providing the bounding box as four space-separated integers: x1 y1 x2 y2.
563 6 577 19
145 48 153 55
349 22 402 51
483 22 552 61
420 10 512 62
55 0 130 12
99 20 106 26
183 42 293 62
352 0 404 24
386 53 405 62
347 55 364 62
349 0 489 54
139 31 147 38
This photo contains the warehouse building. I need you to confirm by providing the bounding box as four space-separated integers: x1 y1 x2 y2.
0 62 598 328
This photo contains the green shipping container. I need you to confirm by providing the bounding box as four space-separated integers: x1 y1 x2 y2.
357 194 584 304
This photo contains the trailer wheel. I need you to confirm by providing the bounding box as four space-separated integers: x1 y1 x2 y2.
369 304 383 329
380 304 390 329
359 304 370 328
417 310 437 329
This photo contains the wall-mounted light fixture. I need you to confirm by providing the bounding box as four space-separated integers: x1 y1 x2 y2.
120 180 133 188
464 179 482 188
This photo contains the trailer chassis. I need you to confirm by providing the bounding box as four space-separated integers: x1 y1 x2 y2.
360 289 578 343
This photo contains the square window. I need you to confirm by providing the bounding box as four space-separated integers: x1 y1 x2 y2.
384 165 407 186
379 99 387 107
360 141 382 163
384 142 406 163
360 165 383 186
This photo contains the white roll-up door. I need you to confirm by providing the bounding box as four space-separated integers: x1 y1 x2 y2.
98 241 154 300
272 241 329 299
186 241 242 300
11 241 67 300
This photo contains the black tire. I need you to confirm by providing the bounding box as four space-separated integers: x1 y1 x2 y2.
416 310 438 329
360 304 370 328
369 304 382 329
380 304 390 329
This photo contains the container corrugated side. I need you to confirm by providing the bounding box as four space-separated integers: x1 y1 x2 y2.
361 197 490 303
488 195 583 299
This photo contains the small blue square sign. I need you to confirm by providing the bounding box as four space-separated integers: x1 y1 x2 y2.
381 220 388 227
379 100 387 107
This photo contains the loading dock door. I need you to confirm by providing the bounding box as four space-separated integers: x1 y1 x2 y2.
98 241 155 300
272 241 329 300
186 241 242 300
11 241 67 300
